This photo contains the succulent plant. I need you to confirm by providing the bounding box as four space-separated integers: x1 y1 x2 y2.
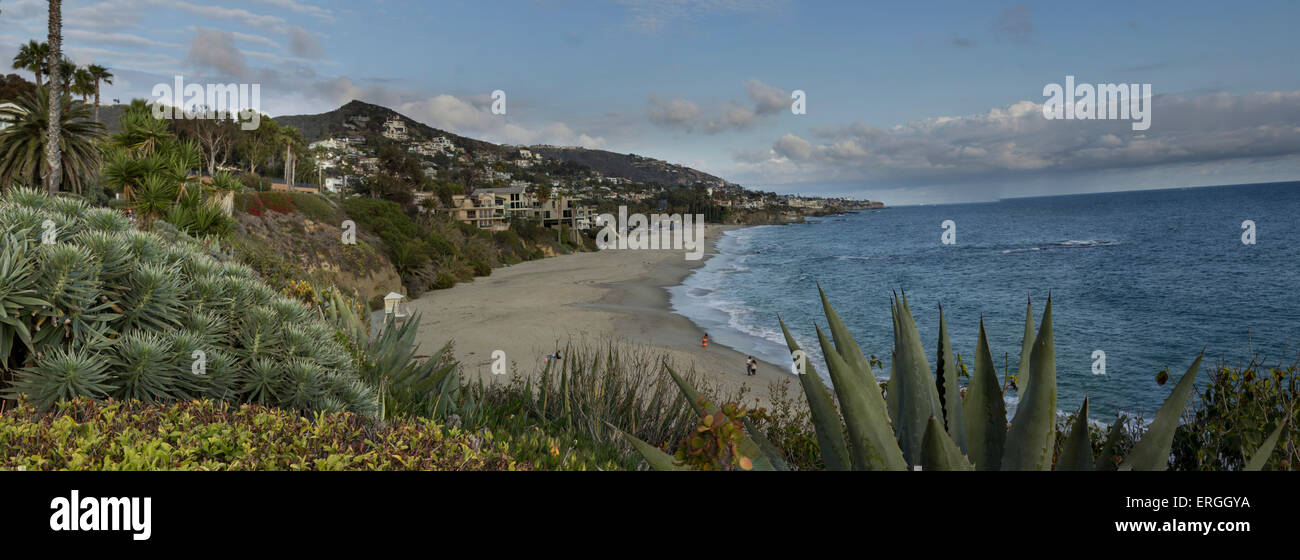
624 287 1221 471
0 188 379 417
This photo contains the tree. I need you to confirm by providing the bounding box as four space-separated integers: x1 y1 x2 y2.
10 41 48 88
0 74 36 103
44 1 63 194
86 64 112 123
0 86 105 193
72 67 94 103
173 111 237 178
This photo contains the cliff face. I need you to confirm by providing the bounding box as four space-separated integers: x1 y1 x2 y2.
229 194 403 308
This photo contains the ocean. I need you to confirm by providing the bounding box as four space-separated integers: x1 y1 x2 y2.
669 181 1300 418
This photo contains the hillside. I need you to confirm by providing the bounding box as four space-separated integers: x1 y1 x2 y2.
528 146 737 188
274 100 738 187
274 100 504 155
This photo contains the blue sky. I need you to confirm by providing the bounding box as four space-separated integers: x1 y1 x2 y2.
3 0 1299 204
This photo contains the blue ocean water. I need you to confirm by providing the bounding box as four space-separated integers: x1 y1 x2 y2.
669 181 1300 418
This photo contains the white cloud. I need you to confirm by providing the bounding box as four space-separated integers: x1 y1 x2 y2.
737 90 1300 189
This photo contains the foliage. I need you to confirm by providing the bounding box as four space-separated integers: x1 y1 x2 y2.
0 398 527 471
625 288 1213 471
1170 359 1298 470
0 188 378 418
674 398 768 470
0 86 105 193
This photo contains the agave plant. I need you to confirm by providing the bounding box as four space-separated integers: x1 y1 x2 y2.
0 187 379 417
624 287 1284 471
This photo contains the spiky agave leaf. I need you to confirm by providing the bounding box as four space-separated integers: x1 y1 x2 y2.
889 291 944 466
1002 296 1056 470
4 347 115 409
611 423 688 471
1094 418 1125 471
1244 420 1288 471
815 323 907 470
1120 352 1203 471
778 316 852 471
935 304 966 452
108 330 179 402
815 288 905 469
921 415 973 471
964 318 1007 470
1016 296 1035 398
1056 397 1093 471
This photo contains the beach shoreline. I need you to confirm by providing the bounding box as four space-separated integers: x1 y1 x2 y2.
407 223 794 404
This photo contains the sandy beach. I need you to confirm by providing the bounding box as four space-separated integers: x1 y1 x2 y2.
407 224 792 403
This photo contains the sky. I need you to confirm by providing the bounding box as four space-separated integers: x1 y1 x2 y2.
2 0 1299 205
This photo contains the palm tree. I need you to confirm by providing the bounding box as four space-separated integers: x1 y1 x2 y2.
72 68 94 104
45 0 64 194
0 87 105 194
57 59 77 89
86 64 113 123
11 41 48 88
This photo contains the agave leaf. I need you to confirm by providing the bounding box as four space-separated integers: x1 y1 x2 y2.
1119 352 1203 471
935 305 966 452
1244 420 1287 471
815 324 907 470
1016 296 1034 398
817 286 876 387
610 424 687 471
779 317 851 471
964 319 1006 470
1094 418 1125 471
815 291 903 468
1002 296 1056 470
890 291 944 466
741 417 791 471
1056 397 1093 471
921 415 973 471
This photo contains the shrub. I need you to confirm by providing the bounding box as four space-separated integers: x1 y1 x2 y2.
470 259 491 277
432 272 457 289
1171 359 1298 470
0 398 528 471
0 188 377 417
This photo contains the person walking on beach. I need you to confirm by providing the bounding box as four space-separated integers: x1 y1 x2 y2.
701 334 709 348
746 356 757 376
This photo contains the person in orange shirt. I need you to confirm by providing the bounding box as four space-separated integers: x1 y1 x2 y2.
701 334 709 348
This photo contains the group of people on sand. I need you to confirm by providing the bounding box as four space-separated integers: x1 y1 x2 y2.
699 333 759 377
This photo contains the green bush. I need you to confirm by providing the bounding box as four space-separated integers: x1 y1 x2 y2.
0 398 528 470
432 272 456 289
0 188 377 417
470 260 491 277
285 192 341 224
1171 359 1298 470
